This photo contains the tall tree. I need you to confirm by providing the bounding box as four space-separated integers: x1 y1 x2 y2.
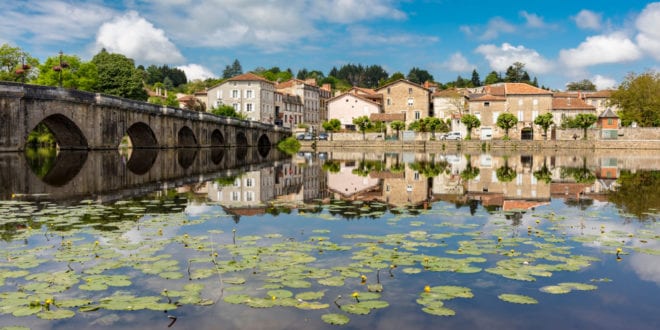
533 112 555 140
461 114 481 140
572 113 598 140
0 43 39 82
379 72 405 87
35 54 98 91
91 49 147 101
352 116 372 140
390 120 405 140
470 69 481 87
455 75 468 88
496 113 518 140
566 79 597 91
322 119 341 141
609 70 660 127
407 67 433 85
484 70 502 85
504 62 531 83
222 59 243 79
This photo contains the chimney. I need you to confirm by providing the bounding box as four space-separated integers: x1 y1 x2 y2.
322 83 331 91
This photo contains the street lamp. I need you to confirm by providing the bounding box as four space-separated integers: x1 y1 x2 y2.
52 50 69 88
14 53 31 84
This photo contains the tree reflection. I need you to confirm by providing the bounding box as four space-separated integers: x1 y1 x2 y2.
409 159 449 178
496 157 517 183
533 158 553 184
560 157 596 184
609 170 660 221
460 155 480 182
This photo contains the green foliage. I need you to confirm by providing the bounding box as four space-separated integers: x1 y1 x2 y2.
222 59 243 79
496 159 517 182
409 117 448 138
25 123 56 148
148 93 179 107
379 72 405 87
330 63 388 88
484 71 502 85
566 79 596 91
504 62 533 84
322 160 341 173
470 69 481 87
409 160 449 178
534 113 555 140
91 49 147 101
461 114 481 140
211 105 246 119
609 170 660 220
258 66 293 82
352 160 385 176
572 113 598 140
533 163 553 184
407 67 434 84
0 43 40 83
276 137 301 155
390 120 405 139
496 113 518 139
145 65 187 87
609 70 660 127
352 116 372 140
34 54 98 91
322 119 341 140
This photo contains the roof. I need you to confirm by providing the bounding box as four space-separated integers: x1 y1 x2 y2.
369 171 404 179
374 79 429 93
432 88 464 98
552 97 596 110
370 113 405 122
584 90 613 98
349 86 378 95
226 72 273 83
485 83 552 95
599 108 619 118
502 200 550 211
327 92 382 108
470 94 506 102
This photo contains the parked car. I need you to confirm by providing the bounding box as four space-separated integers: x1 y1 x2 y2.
442 132 462 140
318 133 328 140
303 133 314 140
296 133 306 140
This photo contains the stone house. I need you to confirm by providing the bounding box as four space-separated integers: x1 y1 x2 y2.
375 79 431 126
327 93 382 130
551 93 597 128
468 83 553 140
598 108 619 139
206 72 275 123
277 79 331 133
274 91 303 129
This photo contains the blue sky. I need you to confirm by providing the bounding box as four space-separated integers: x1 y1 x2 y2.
1 0 658 90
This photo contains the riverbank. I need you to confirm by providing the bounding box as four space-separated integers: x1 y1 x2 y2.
300 139 660 151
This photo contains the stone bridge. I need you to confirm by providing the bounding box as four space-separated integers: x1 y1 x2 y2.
0 82 290 152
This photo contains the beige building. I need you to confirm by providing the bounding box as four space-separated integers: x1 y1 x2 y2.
327 93 382 130
468 83 553 140
551 93 597 128
277 79 331 132
375 79 431 126
206 72 276 123
274 91 304 129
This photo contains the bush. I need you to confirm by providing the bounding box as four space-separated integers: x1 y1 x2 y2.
277 136 301 155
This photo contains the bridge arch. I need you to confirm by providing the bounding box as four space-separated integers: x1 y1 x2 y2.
35 114 87 150
126 122 158 148
211 129 225 147
236 132 248 147
178 126 198 147
257 134 271 148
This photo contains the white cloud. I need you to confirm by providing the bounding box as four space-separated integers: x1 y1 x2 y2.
520 11 546 28
95 11 184 64
591 75 617 90
573 9 602 30
475 43 553 74
348 26 438 46
559 32 642 68
441 52 475 72
480 17 516 40
312 0 406 23
635 2 660 60
178 64 215 81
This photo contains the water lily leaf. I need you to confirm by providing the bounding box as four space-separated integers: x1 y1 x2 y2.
498 294 538 304
223 294 250 305
245 298 276 308
224 277 246 285
318 277 344 287
296 301 330 310
159 271 184 279
340 303 371 315
36 309 75 320
367 284 383 292
402 267 421 274
358 300 389 309
540 285 572 294
11 306 40 317
558 282 597 291
267 289 293 299
295 291 325 300
321 313 350 325
422 306 456 316
57 298 93 308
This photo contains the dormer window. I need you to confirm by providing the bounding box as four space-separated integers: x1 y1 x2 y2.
484 102 490 107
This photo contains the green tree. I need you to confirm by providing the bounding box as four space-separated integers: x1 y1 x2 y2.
533 160 553 184
322 119 342 141
260 66 293 82
211 104 246 119
390 120 405 140
533 112 554 140
222 59 243 79
496 113 518 140
379 72 405 87
461 114 481 140
572 113 598 140
496 158 517 182
91 49 147 100
352 116 372 140
504 62 530 83
608 170 660 221
609 70 660 127
484 71 502 85
566 79 596 91
0 43 39 82
425 117 444 139
470 69 481 87
407 67 434 85
460 155 480 182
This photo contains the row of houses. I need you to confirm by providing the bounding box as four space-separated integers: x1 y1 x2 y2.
184 73 618 140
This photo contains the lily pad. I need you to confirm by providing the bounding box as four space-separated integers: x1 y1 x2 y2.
321 313 350 325
498 294 538 304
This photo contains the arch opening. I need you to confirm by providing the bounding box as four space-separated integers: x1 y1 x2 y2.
211 129 225 147
126 122 158 149
177 148 198 169
521 127 534 140
30 114 87 150
24 149 88 187
236 132 248 147
178 126 198 148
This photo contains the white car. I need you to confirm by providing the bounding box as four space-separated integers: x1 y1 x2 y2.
442 132 462 140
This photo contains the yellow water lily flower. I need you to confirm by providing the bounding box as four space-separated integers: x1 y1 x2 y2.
424 285 431 293
616 248 622 254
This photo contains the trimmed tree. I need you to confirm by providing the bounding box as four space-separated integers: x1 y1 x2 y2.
322 119 342 141
496 113 518 140
533 113 554 140
425 117 443 140
461 114 481 140
390 120 405 140
572 113 598 140
353 116 372 140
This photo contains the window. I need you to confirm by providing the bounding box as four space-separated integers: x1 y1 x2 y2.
233 178 241 187
608 118 613 125
231 191 240 201
408 87 413 94
518 99 523 106
245 191 254 202
387 87 391 94
231 90 239 98
517 111 524 121
386 184 390 192
233 103 240 111
484 102 490 107
492 112 499 123
532 111 538 121
387 98 391 106
245 103 253 112
533 99 538 106
245 178 254 187
408 98 414 106
414 111 421 120
245 90 253 98
414 172 420 180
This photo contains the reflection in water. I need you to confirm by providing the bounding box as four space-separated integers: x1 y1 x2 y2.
126 148 159 175
257 143 271 158
235 146 248 165
211 148 225 165
177 148 199 169
25 148 88 187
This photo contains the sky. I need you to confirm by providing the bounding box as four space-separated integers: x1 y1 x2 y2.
1 0 659 90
